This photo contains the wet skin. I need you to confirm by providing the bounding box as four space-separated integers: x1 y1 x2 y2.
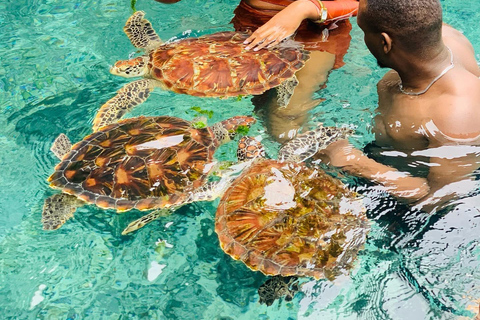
320 0 480 208
240 0 352 143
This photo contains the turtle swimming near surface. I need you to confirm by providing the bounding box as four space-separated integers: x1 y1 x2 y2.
93 11 309 131
42 115 256 235
214 126 370 304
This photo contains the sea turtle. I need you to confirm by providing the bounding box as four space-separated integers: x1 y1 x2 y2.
215 127 370 302
93 11 309 131
42 115 256 235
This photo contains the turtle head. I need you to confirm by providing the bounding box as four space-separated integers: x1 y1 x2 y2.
237 136 265 161
110 56 150 78
212 116 256 144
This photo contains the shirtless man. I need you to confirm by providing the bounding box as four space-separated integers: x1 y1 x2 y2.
320 0 480 208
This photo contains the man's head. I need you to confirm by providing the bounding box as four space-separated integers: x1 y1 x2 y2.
357 0 443 68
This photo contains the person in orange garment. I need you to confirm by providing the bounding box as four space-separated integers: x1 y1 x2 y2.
155 0 359 142
317 0 480 210
232 0 359 142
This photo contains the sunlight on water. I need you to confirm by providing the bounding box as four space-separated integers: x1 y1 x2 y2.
1 0 480 318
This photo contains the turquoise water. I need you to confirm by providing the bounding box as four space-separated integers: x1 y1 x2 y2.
1 0 480 319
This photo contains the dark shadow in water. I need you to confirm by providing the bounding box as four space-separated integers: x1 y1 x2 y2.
359 180 480 317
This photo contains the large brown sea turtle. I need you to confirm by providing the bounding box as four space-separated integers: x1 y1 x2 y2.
93 11 309 131
215 127 370 303
42 115 256 235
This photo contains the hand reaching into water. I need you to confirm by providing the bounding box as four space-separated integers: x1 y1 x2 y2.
318 139 430 203
244 0 320 51
372 173 430 202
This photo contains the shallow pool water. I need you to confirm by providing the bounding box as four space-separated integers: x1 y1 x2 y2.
1 0 480 319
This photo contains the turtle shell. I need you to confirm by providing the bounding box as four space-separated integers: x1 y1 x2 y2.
48 116 219 212
148 31 309 97
215 159 369 280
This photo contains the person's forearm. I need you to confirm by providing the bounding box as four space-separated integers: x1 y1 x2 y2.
319 140 430 201
324 142 407 183
293 0 323 21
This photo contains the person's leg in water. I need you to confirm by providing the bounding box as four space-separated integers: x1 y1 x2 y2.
254 50 335 142
232 0 355 143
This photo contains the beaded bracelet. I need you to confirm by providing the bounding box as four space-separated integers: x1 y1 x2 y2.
307 0 328 23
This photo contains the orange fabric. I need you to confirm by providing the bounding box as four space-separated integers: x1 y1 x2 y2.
323 1 358 22
231 0 356 69
305 0 358 23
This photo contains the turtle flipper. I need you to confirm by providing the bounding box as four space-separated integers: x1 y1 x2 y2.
187 160 255 202
186 181 228 203
122 180 234 235
93 79 155 131
42 194 84 230
278 124 354 162
276 75 299 107
236 136 265 161
122 208 172 235
124 11 163 50
278 129 319 163
50 133 72 159
258 276 300 306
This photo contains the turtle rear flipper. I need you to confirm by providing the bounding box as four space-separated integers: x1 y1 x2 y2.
42 194 84 230
122 208 172 235
276 75 299 108
121 181 229 235
50 134 72 159
124 11 163 51
93 79 156 131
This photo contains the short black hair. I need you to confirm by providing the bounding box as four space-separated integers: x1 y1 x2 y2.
362 0 443 53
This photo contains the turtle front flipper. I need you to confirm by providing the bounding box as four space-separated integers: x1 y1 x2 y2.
93 79 156 131
278 124 354 162
276 75 299 108
122 208 172 235
186 180 232 203
42 194 84 230
124 11 163 51
50 133 72 159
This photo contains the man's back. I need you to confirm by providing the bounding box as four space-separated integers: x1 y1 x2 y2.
374 25 480 152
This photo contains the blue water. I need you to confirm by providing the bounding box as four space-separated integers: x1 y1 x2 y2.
1 0 480 319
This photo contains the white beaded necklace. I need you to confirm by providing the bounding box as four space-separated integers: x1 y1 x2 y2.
398 46 454 96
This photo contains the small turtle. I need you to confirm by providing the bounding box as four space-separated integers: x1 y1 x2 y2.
215 126 370 302
93 11 309 131
42 115 256 235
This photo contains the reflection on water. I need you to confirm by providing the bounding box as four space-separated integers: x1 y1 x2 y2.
1 0 480 318
367 141 480 215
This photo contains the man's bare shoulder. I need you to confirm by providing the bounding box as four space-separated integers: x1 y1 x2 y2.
377 70 400 91
428 73 480 144
442 25 480 76
442 24 473 48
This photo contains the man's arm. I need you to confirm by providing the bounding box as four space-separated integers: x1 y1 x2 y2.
318 139 430 202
